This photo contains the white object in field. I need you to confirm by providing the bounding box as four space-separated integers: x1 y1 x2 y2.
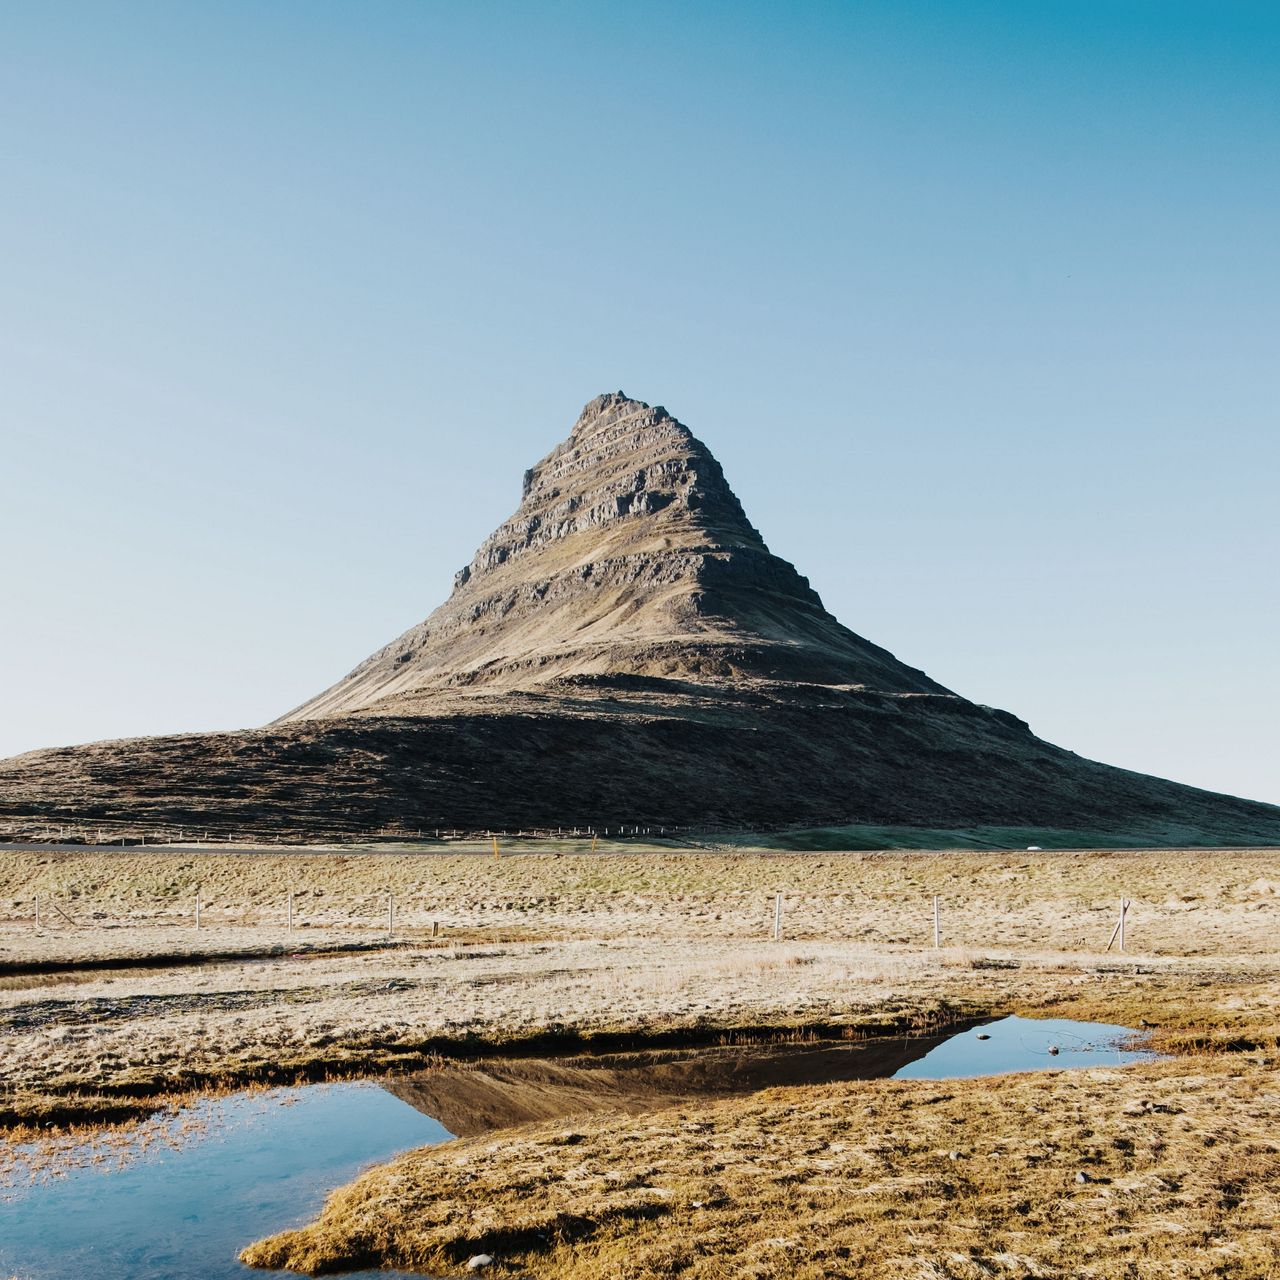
1105 898 1131 952
467 1256 494 1272
1026 845 1043 851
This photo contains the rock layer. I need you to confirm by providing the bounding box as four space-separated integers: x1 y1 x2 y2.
1 393 1276 846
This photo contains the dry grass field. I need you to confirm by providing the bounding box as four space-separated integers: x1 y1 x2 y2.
3 846 1279 1277
5 843 1279 954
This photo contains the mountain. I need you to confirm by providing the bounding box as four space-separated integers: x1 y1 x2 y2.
1 393 1276 847
283 392 945 721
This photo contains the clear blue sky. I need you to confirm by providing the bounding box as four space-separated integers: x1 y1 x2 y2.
2 1 1276 804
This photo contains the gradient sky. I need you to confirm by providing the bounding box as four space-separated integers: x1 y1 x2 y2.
2 1 1276 804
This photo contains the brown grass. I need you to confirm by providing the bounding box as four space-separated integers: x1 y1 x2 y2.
4 846 1280 958
2 849 1279 1127
242 966 1280 1279
4 848 1280 1277
242 1048 1280 1279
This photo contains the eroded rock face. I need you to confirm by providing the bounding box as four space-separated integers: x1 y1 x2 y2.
282 393 945 722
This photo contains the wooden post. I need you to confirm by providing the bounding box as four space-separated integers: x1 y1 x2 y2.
387 892 395 938
49 898 79 928
591 833 598 854
773 891 782 942
1105 898 1130 952
34 895 40 928
432 920 439 938
287 890 294 932
492 835 500 859
195 886 202 931
933 895 941 949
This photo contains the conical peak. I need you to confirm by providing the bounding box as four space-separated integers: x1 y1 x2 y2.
570 391 666 437
279 394 950 722
561 391 686 457
521 391 684 501
494 392 766 588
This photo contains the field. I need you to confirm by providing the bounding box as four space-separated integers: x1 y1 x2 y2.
3 845 1279 1277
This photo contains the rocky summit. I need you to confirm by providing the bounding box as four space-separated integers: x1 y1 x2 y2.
2 393 1277 846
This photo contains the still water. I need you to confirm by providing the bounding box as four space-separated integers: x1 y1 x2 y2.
2 1083 449 1280
2 1017 1151 1279
892 1014 1154 1079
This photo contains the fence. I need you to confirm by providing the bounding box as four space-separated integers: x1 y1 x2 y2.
5 821 719 849
17 889 1143 953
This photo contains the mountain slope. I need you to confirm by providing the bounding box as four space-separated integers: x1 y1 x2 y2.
1 393 1276 846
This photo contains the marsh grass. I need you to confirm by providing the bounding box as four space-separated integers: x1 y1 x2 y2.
4 849 1280 1277
242 1050 1280 1279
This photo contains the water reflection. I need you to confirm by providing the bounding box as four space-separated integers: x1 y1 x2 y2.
893 1014 1154 1079
2 1016 1151 1279
2 1083 448 1280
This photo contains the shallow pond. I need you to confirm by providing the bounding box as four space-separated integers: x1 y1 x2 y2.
892 1014 1154 1079
1 1083 449 1280
2 1016 1151 1279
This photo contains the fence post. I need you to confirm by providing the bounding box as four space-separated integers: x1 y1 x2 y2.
1105 898 1130 952
34 895 40 928
387 891 395 939
773 891 782 942
288 890 294 933
195 886 202 931
933 895 941 949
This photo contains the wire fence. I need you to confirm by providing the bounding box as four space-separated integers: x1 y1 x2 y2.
12 888 1145 953
4 819 714 848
